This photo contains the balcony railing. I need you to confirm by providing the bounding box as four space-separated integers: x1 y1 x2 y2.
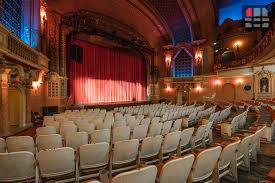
214 28 274 71
7 35 39 64
0 23 48 70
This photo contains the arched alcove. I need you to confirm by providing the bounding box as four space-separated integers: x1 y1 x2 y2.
173 48 193 77
222 83 235 101
8 87 26 127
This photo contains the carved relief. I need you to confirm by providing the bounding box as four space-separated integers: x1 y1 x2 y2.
254 68 273 98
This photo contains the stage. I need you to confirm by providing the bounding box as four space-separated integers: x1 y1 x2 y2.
67 101 151 111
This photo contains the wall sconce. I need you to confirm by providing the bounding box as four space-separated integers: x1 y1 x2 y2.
195 85 202 92
233 41 242 51
235 78 243 85
165 53 172 67
195 51 202 61
32 81 41 89
213 79 221 86
166 83 172 92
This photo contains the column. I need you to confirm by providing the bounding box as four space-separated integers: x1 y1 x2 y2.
0 66 11 136
24 70 32 124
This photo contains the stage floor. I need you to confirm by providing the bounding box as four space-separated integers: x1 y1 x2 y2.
68 101 150 111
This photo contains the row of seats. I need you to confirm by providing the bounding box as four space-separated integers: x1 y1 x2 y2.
0 124 266 183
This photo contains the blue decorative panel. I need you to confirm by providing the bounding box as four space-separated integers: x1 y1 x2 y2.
173 49 193 77
1 0 22 37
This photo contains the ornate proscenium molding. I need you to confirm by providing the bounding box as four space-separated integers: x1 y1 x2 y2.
61 10 154 54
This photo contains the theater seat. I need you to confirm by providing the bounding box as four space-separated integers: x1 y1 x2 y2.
112 165 157 183
0 151 36 182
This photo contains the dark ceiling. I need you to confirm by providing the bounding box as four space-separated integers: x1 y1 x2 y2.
148 0 192 44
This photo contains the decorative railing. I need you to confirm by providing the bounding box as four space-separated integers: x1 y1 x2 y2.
7 35 39 64
0 23 49 70
214 29 274 71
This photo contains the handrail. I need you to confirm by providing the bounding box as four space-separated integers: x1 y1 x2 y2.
7 34 39 64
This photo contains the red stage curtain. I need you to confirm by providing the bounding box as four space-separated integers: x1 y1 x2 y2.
68 39 147 105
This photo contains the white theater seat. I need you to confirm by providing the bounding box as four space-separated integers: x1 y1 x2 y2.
159 154 195 183
140 135 163 164
44 120 60 133
65 132 89 151
162 131 181 160
36 134 63 152
60 124 77 139
91 129 111 144
78 123 95 134
188 146 222 182
0 138 6 153
151 117 160 124
36 126 57 136
0 151 36 182
170 119 182 132
147 123 163 137
111 165 157 183
236 133 255 172
113 126 130 143
113 120 127 128
37 147 75 182
180 127 194 153
215 140 240 182
78 143 109 181
111 139 139 173
161 121 173 135
140 118 151 126
132 124 149 140
190 124 208 149
6 136 35 154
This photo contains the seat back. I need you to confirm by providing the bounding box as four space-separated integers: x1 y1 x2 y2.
36 126 57 136
163 131 181 154
140 118 151 126
132 124 149 140
44 120 60 132
170 119 182 132
113 139 139 165
78 123 95 134
0 137 6 153
113 126 130 143
151 117 160 124
161 121 173 135
0 152 35 182
159 154 195 183
219 140 240 170
6 136 35 154
180 127 194 147
36 134 63 152
193 124 208 142
37 147 75 178
112 165 157 183
65 132 88 150
91 129 111 143
236 133 254 159
140 135 163 158
60 124 77 138
148 123 163 137
191 146 222 181
79 143 109 169
113 120 127 128
97 121 112 130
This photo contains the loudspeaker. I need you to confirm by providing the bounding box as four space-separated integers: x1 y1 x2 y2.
67 34 83 64
69 44 83 64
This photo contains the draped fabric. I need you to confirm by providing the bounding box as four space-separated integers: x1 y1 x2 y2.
68 39 147 105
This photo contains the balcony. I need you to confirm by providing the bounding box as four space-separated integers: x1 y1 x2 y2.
0 23 49 71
